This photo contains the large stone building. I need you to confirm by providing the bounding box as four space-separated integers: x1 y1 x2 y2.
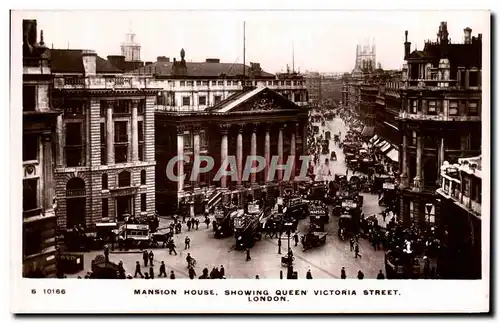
437 156 482 279
304 72 343 104
50 48 160 228
397 22 482 228
127 49 310 216
22 20 60 277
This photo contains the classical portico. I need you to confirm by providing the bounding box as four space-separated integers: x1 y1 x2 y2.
155 87 309 215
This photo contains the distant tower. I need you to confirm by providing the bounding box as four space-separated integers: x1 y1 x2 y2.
121 31 141 62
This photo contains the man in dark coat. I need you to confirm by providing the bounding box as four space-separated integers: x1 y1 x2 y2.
357 270 364 280
246 248 251 261
142 250 149 267
149 250 154 265
219 265 225 278
354 244 362 258
185 236 191 249
306 269 313 279
293 233 299 247
277 238 282 254
341 267 346 279
170 271 176 279
134 261 144 278
149 265 155 279
188 266 196 279
376 270 385 279
187 219 192 231
159 261 167 277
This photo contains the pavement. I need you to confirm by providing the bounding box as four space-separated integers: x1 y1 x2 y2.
68 116 390 279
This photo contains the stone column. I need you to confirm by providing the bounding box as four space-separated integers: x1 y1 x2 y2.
42 135 54 211
236 125 243 186
250 123 258 184
264 124 271 182
437 137 445 184
413 133 423 191
131 99 139 162
290 124 297 181
177 126 185 193
220 124 229 189
126 116 132 162
277 124 284 182
400 132 409 188
56 114 64 167
192 126 201 188
106 101 115 165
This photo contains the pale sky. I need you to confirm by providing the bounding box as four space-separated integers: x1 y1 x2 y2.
15 10 489 74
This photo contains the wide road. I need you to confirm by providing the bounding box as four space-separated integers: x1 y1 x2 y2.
70 116 388 279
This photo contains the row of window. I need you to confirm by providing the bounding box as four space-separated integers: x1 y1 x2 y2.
407 99 480 116
181 95 222 106
177 80 304 87
101 170 146 189
407 131 476 150
61 100 147 117
101 193 147 219
183 130 208 148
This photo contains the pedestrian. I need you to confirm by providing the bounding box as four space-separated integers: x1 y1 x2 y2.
142 250 149 267
168 240 178 256
199 268 210 279
104 245 110 263
134 261 144 278
246 248 251 261
293 233 299 247
182 213 186 223
149 250 154 265
306 269 313 279
144 272 150 280
188 266 196 279
195 218 200 230
255 275 260 279
349 238 355 252
118 260 125 278
185 236 191 249
187 219 192 231
149 265 155 279
159 261 167 277
354 244 362 258
212 220 217 232
220 265 225 278
277 237 282 254
341 267 346 279
382 210 387 222
357 270 364 280
377 270 385 279
204 216 210 228
170 270 176 279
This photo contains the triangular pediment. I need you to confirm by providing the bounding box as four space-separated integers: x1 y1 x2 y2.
211 87 300 113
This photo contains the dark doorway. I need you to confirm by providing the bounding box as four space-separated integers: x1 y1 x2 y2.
66 178 86 228
116 195 134 220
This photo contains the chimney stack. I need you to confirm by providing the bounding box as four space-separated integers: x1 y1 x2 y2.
404 30 411 60
82 50 97 76
464 27 472 44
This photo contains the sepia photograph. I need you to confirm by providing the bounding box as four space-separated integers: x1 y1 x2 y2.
11 7 490 313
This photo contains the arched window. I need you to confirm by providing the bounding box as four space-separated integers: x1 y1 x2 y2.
66 177 86 197
118 171 131 187
102 173 108 190
140 170 146 185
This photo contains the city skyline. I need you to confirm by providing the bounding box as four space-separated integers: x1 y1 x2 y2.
16 10 488 74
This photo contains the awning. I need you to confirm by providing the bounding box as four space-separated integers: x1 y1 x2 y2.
369 135 379 143
372 138 383 146
386 148 399 162
376 140 388 148
361 126 374 137
381 143 393 153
